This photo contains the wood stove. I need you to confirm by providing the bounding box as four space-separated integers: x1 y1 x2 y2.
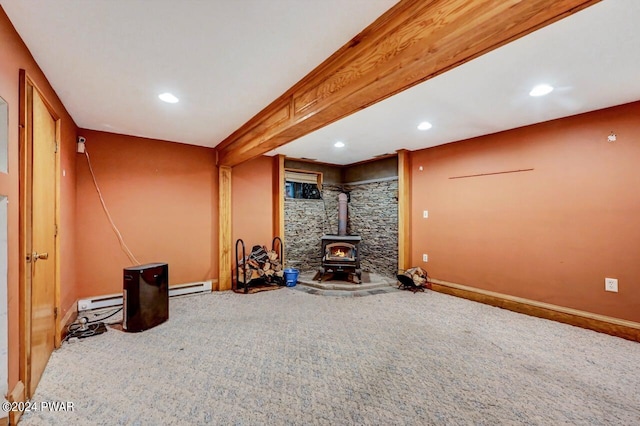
318 235 362 283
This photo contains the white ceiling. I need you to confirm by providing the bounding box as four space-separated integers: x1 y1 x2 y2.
2 1 639 166
270 0 640 164
0 0 397 146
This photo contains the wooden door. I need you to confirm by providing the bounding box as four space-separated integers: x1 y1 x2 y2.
27 86 57 393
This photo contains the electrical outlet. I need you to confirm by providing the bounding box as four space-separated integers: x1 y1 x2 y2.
422 254 428 262
423 210 429 218
605 278 618 292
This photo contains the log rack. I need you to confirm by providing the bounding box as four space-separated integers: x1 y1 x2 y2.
234 236 284 294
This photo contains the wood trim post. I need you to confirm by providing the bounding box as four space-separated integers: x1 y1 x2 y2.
17 68 30 408
218 166 232 291
272 154 285 243
397 149 411 271
7 380 25 425
53 109 61 349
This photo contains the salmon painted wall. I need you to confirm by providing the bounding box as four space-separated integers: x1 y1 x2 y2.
0 6 78 390
75 130 217 298
410 101 640 323
232 156 274 250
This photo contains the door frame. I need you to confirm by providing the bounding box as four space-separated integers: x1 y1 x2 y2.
18 70 61 398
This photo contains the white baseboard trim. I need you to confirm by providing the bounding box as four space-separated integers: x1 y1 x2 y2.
78 279 215 312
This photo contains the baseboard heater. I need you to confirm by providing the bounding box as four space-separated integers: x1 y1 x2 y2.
77 280 213 312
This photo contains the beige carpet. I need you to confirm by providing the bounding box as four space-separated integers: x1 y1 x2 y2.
20 289 640 425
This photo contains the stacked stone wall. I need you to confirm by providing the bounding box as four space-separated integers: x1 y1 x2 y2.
284 185 341 272
345 179 398 277
284 180 398 277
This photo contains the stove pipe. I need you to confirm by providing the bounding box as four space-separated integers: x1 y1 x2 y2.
338 193 348 236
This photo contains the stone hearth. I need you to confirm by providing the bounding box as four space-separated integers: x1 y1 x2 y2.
295 271 397 297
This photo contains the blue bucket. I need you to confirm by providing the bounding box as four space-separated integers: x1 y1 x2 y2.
283 268 299 287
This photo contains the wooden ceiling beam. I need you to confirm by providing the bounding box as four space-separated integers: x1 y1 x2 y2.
216 0 600 167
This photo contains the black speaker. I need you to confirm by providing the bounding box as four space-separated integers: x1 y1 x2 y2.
123 263 168 332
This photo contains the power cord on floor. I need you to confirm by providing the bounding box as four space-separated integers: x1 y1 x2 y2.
64 321 108 342
63 307 123 342
86 307 123 324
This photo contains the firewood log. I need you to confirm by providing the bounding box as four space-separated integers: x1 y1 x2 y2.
275 271 284 278
268 251 278 261
263 262 271 271
237 267 250 283
265 269 274 276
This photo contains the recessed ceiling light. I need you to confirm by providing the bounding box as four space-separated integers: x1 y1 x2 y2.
334 141 345 148
417 121 432 131
529 84 554 97
158 92 179 103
